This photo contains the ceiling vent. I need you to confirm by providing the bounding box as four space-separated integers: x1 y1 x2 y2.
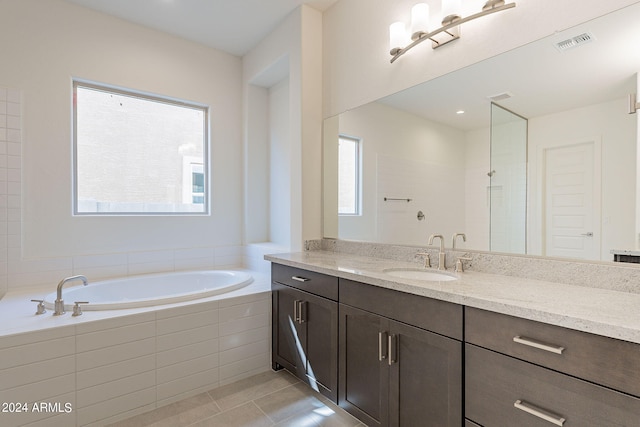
487 92 513 102
554 32 595 52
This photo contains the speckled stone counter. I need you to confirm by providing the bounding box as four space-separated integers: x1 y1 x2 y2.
265 251 640 344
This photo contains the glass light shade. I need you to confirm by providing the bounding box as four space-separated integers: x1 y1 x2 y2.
441 0 462 24
410 3 430 38
389 21 407 52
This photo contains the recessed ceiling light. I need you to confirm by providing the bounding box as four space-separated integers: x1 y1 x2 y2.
456 110 465 114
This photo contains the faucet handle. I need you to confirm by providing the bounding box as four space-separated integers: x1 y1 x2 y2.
455 257 473 273
30 299 46 315
72 301 89 317
416 252 431 268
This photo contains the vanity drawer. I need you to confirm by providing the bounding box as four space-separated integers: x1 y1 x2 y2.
340 278 463 340
466 344 640 427
271 263 338 301
465 307 640 397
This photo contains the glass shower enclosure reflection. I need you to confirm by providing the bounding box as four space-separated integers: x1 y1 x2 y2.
489 103 528 254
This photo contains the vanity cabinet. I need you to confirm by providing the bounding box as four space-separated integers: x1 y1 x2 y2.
271 264 338 402
339 278 463 427
465 307 640 426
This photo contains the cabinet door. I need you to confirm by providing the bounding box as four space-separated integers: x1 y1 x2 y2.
272 283 306 378
388 320 462 427
272 283 339 402
339 304 389 427
303 290 338 402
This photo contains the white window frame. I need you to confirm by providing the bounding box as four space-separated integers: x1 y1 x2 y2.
72 79 210 216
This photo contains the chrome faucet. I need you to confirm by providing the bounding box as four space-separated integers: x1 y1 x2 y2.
54 275 88 315
452 233 466 249
428 234 446 270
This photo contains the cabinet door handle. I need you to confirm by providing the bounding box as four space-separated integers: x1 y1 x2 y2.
513 336 565 354
293 300 300 323
378 331 388 361
514 400 566 426
291 276 310 282
298 301 307 323
388 334 397 365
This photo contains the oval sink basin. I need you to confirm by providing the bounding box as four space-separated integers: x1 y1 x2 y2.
383 268 458 282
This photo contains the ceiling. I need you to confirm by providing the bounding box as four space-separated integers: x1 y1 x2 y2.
379 2 640 130
63 0 338 56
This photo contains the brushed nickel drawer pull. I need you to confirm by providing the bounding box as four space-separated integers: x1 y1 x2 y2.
298 301 306 323
378 331 388 361
291 276 310 282
388 334 397 366
513 336 565 354
514 400 565 426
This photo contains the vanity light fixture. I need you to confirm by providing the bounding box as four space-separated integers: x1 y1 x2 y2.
389 0 516 63
629 93 640 114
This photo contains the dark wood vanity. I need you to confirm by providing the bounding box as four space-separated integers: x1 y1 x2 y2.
271 262 640 426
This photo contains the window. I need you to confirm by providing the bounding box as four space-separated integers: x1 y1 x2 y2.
73 80 208 215
338 135 361 215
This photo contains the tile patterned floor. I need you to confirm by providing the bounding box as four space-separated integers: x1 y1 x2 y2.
108 370 365 427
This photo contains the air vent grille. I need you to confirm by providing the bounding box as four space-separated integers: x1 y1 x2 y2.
554 32 595 52
488 92 513 102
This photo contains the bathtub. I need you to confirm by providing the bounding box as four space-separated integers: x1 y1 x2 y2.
42 270 253 311
0 268 271 426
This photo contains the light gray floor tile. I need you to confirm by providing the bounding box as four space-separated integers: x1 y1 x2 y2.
253 382 330 423
190 401 274 427
111 370 363 427
107 393 219 427
208 370 299 411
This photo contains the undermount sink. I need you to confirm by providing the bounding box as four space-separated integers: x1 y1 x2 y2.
383 268 458 282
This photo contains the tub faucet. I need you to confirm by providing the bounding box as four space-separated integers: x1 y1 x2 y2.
54 275 88 315
428 234 446 270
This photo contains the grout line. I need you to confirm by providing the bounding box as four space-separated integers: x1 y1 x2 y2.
252 400 277 426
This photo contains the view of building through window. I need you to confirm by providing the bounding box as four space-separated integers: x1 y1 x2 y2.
74 81 208 214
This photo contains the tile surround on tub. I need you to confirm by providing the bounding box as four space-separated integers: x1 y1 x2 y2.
0 86 18 300
309 238 640 294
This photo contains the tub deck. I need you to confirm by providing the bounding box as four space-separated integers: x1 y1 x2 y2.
0 269 269 337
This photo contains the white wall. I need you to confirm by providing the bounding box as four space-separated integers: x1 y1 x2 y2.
242 5 323 265
322 0 640 118
0 0 244 290
336 102 466 245
464 128 491 251
269 78 292 247
0 87 21 299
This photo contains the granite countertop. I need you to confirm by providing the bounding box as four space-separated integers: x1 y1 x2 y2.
265 251 640 345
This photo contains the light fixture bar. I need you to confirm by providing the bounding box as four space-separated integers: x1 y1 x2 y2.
390 2 516 63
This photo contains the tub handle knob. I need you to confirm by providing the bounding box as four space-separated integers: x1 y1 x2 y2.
30 299 46 315
72 301 89 317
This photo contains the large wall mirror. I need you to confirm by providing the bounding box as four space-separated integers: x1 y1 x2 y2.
323 2 640 262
